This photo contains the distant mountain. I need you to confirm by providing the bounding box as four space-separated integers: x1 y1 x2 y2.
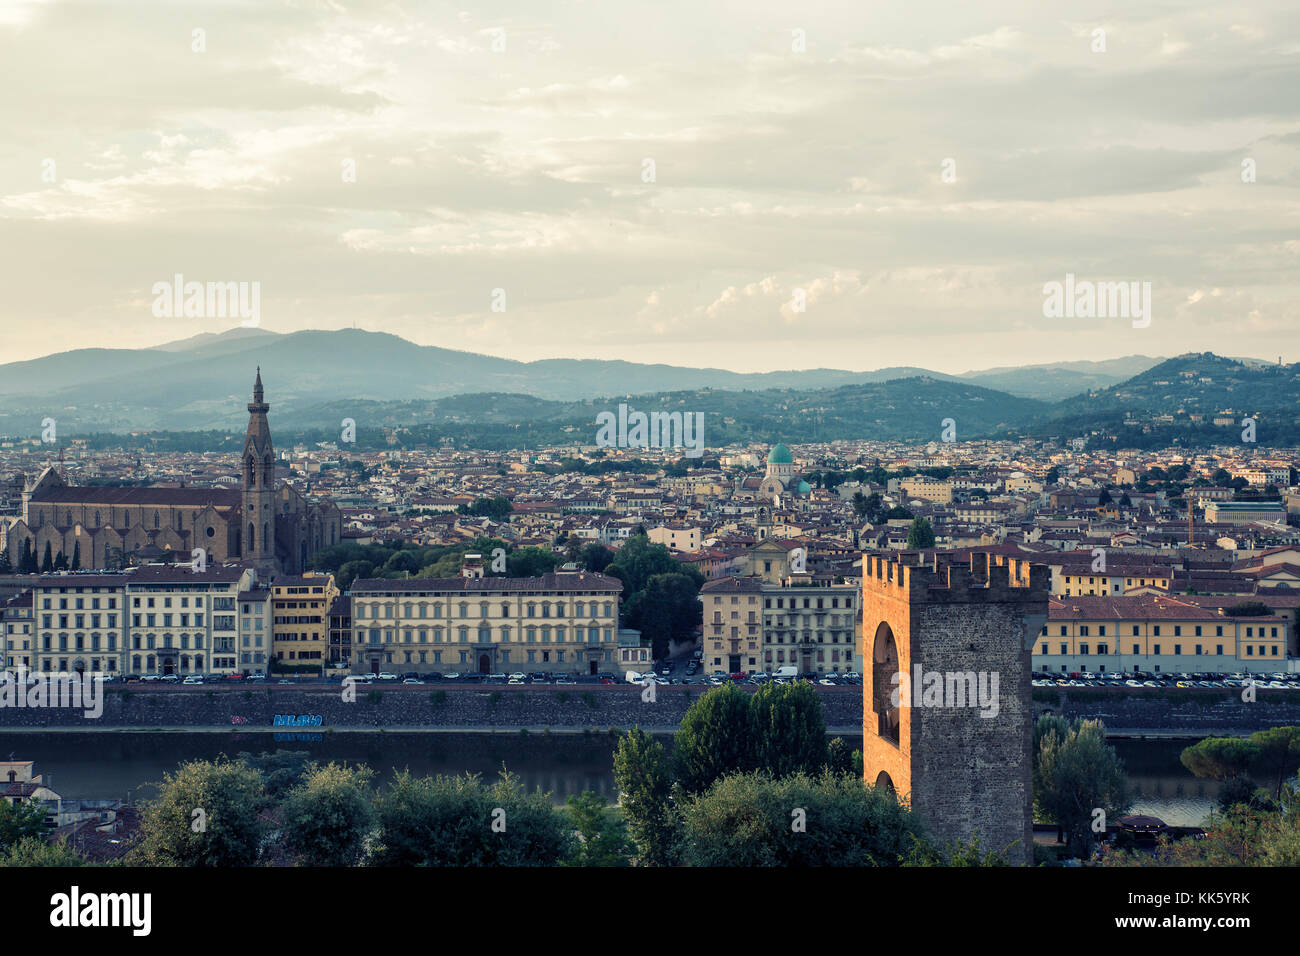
153 327 279 353
0 329 967 433
957 356 1167 400
0 330 1294 447
1035 352 1300 446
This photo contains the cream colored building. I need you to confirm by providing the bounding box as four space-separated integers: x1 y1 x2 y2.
349 568 623 675
699 577 860 675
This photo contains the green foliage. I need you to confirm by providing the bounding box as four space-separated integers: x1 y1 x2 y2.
612 728 677 866
280 763 376 866
680 772 932 867
129 758 268 867
673 683 758 794
905 516 935 549
0 798 50 852
1034 719 1129 858
458 496 513 520
622 571 703 661
750 681 829 778
563 792 632 867
902 833 1013 867
0 835 85 867
370 770 572 866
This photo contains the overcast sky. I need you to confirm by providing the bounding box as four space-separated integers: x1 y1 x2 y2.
1 0 1297 373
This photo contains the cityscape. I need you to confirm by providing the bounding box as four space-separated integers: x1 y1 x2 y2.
2 0 1293 937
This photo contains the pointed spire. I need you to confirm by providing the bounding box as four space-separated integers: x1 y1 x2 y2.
253 367 264 404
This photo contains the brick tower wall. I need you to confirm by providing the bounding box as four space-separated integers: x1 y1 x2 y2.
862 552 1048 865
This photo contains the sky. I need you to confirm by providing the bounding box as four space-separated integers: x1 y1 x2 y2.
1 0 1298 373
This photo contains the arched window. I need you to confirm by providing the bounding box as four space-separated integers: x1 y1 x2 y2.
154 511 160 529
248 523 255 551
94 511 101 527
872 622 900 745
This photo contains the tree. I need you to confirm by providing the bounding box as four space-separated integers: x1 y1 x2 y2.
578 543 614 573
1035 719 1129 858
1097 488 1112 506
612 728 677 866
281 763 376 866
0 798 50 852
336 560 375 591
70 542 81 571
505 546 563 578
680 771 933 867
673 684 758 794
1119 492 1131 507
0 548 11 574
750 681 829 779
21 540 37 574
129 758 268 866
370 770 572 867
237 750 312 800
1181 736 1261 811
0 836 85 867
40 541 53 573
563 791 631 867
884 506 913 520
606 533 702 599
1246 726 1300 801
905 517 935 550
623 572 701 661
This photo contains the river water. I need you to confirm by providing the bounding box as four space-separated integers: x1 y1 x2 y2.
3 730 1234 826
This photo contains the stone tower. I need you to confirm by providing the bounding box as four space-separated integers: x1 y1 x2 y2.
861 551 1048 865
241 368 276 568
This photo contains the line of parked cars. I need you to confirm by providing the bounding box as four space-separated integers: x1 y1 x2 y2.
1032 671 1300 690
341 671 610 686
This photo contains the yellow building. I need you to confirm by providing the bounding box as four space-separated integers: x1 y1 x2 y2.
271 572 338 674
1035 594 1290 675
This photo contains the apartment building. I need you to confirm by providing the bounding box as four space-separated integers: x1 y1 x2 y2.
349 568 622 675
271 572 338 674
699 577 860 676
124 565 252 676
1 590 33 672
1034 594 1292 675
239 586 272 674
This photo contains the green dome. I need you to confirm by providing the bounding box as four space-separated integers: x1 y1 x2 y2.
767 443 793 464
797 480 811 494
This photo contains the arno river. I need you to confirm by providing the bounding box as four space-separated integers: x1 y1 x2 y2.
3 731 1232 826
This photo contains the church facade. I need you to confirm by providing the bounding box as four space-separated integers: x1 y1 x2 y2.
2 371 341 575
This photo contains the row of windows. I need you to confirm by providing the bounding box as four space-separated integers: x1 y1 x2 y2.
1039 643 1282 658
355 600 614 620
357 627 613 644
41 597 118 610
1048 623 1283 639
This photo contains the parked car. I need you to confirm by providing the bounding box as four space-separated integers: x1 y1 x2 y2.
402 678 424 684
182 676 203 685
376 672 398 681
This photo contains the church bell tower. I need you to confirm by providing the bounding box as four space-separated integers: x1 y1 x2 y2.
241 368 276 568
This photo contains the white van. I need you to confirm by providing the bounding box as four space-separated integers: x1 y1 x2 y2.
773 666 799 679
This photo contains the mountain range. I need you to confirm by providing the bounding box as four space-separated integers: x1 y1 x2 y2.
0 329 1295 448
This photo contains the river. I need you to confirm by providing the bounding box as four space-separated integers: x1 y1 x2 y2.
5 730 1241 826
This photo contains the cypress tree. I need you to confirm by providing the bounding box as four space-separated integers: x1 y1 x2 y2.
40 541 53 573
